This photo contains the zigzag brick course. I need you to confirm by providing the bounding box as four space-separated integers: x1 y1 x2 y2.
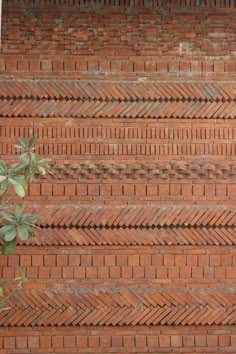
1 81 236 118
16 205 236 228
2 288 236 327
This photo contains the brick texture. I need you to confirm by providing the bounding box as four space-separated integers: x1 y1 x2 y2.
1 0 236 353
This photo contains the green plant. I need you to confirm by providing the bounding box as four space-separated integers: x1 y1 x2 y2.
0 135 51 255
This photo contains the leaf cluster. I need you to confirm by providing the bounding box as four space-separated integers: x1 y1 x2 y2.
0 136 51 255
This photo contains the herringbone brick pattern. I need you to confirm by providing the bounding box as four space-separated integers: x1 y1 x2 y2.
0 206 234 246
1 81 236 118
16 225 236 246
22 205 236 228
2 288 236 327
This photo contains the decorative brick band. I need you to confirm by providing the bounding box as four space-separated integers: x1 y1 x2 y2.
2 141 236 158
1 81 235 118
1 124 236 141
2 123 236 158
24 205 236 228
1 327 236 352
37 161 236 180
18 225 236 246
2 288 236 326
3 0 236 9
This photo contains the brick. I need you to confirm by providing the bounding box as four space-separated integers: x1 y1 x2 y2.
124 335 134 348
147 336 159 347
99 60 111 71
18 59 29 71
64 336 75 348
6 59 17 71
111 61 122 71
28 336 39 349
4 337 15 349
77 184 87 195
44 255 56 266
88 336 99 348
214 61 225 72
29 184 41 196
145 61 156 72
65 184 76 195
16 337 27 349
207 335 218 347
135 335 147 347
123 185 134 195
195 335 207 347
88 184 99 195
171 336 182 347
0 58 5 70
52 336 64 348
41 183 52 195
183 335 194 347
100 336 111 347
216 184 227 196
40 336 51 348
100 184 111 196
20 255 31 267
32 255 43 266
159 184 169 196
76 336 87 348
156 61 168 72
76 61 87 71
112 184 123 195
159 335 170 347
30 60 40 71
41 60 52 71
134 61 145 72
53 60 63 71
64 60 75 71
193 185 204 196
88 61 99 71
53 184 65 196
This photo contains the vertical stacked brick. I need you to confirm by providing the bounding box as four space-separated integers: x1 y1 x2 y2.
1 1 236 353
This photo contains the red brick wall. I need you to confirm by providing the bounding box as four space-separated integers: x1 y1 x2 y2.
1 0 236 353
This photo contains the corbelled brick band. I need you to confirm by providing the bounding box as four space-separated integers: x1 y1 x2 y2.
1 0 236 353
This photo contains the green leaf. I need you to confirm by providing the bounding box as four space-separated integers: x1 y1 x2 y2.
1 238 16 255
9 175 25 185
0 211 14 222
0 176 6 183
15 144 25 151
4 228 17 242
17 225 29 241
13 183 26 197
0 160 6 175
21 214 40 223
9 161 29 173
21 267 26 280
0 287 3 296
17 153 29 161
37 166 46 175
29 135 36 147
0 180 8 195
0 225 15 236
15 204 24 219
38 158 51 164
18 137 28 149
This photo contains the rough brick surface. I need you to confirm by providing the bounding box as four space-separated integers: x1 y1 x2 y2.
1 0 236 353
